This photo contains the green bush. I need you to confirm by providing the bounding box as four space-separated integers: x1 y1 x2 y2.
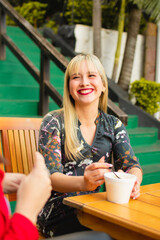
130 78 160 115
44 20 58 34
7 1 47 28
64 0 120 29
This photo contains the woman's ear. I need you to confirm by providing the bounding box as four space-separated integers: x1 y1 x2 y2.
102 86 106 93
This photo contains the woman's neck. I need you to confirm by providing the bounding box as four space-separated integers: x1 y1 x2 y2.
76 105 99 126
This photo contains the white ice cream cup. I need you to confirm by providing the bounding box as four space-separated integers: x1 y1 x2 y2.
104 172 137 204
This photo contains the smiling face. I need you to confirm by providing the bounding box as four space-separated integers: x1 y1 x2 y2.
69 60 106 108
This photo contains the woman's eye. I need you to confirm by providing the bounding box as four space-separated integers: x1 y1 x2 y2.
72 76 79 80
89 74 96 78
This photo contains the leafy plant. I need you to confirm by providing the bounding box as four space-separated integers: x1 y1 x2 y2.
7 1 47 28
64 0 93 26
64 0 120 29
44 20 58 34
130 78 160 115
132 0 160 23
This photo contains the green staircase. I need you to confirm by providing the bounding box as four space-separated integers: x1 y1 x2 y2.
126 115 160 185
0 26 64 117
0 26 160 186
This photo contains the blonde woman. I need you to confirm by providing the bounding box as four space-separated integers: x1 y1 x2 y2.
37 54 142 238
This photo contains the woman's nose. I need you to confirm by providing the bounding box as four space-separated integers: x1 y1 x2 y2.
80 76 89 86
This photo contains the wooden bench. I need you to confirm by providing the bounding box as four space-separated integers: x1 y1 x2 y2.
0 117 42 202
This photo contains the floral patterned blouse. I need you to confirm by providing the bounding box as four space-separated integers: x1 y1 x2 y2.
39 109 141 176
37 109 141 237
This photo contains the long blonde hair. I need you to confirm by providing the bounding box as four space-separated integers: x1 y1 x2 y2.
63 53 108 161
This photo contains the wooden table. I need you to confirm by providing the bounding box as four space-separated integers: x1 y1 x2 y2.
63 183 160 240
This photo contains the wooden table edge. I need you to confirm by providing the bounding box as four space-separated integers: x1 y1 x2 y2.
63 185 160 240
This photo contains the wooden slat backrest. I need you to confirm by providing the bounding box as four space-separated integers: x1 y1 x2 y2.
0 117 42 130
0 117 42 201
0 131 9 200
0 131 5 171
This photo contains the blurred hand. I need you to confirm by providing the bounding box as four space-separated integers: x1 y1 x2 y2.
83 156 112 191
15 152 52 224
2 173 25 194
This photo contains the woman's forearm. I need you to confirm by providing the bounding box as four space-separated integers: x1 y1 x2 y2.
51 160 112 193
50 172 85 192
51 157 112 192
128 167 143 184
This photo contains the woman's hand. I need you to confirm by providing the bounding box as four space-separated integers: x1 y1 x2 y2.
127 167 142 199
83 156 112 191
15 152 52 224
118 168 142 199
130 180 140 199
2 173 25 194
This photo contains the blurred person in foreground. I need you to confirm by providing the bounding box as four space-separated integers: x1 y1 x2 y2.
0 152 52 240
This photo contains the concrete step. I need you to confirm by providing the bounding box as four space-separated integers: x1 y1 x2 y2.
128 127 158 146
142 164 160 185
0 100 59 117
133 140 160 165
126 115 138 129
0 72 38 86
0 85 39 100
